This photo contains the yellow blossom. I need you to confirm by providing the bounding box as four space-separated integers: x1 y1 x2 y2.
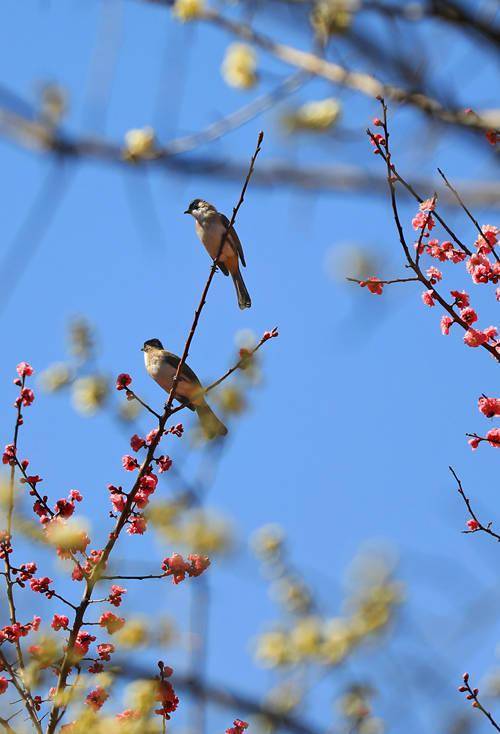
115 618 149 648
251 524 284 560
39 362 72 392
123 127 156 160
222 44 257 89
172 0 204 22
283 98 341 132
311 0 354 38
72 375 108 415
217 385 246 414
255 629 291 667
289 617 322 658
320 618 354 665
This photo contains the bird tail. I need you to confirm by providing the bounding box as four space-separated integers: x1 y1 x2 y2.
231 269 251 310
195 401 228 439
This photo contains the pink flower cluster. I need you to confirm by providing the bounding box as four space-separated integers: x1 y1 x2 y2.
0 616 40 643
161 553 210 584
226 720 249 734
108 585 126 607
99 611 125 634
359 277 384 295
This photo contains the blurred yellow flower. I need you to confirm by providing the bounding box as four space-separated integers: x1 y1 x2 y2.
115 618 149 648
123 127 156 160
69 318 93 360
255 629 291 667
217 385 246 414
39 362 72 392
283 98 341 132
320 618 353 665
172 0 204 22
251 524 284 560
72 376 108 415
273 578 312 614
311 0 354 38
290 617 322 658
222 44 257 89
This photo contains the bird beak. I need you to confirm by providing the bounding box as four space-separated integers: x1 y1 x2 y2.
184 210 190 215
140 347 145 352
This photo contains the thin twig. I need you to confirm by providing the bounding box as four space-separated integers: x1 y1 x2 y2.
45 132 264 734
450 466 500 543
438 168 500 263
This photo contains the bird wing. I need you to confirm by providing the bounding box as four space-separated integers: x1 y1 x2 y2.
162 351 203 388
220 213 246 268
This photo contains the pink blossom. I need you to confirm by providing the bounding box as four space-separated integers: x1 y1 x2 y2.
467 519 480 531
412 211 435 231
116 373 132 391
16 362 34 378
99 612 125 634
426 266 442 283
109 585 126 607
20 388 35 407
496 287 500 302
127 516 147 535
440 316 453 335
486 428 500 448
97 643 115 661
226 721 249 734
460 307 478 325
2 444 16 466
54 499 74 518
74 631 96 656
419 198 436 212
188 554 211 577
130 434 145 452
30 576 52 595
157 455 173 473
484 326 498 342
359 277 383 295
451 290 470 308
69 490 82 502
146 428 159 445
85 687 109 711
463 329 488 348
0 677 8 695
138 473 157 493
468 437 481 450
478 397 500 418
51 614 69 631
421 290 435 307
122 455 138 471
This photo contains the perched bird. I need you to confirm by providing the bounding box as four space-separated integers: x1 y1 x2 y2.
142 338 228 439
184 198 251 310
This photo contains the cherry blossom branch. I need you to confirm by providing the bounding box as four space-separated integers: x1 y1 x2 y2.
1 374 43 733
346 276 419 287
100 572 166 581
450 466 500 543
168 325 278 418
45 132 263 734
438 168 500 264
459 672 500 732
366 98 500 363
368 137 472 256
123 388 161 420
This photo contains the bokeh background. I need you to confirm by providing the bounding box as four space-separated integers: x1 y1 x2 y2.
0 1 499 732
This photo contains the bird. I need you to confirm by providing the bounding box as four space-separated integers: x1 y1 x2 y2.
184 199 251 310
142 338 228 439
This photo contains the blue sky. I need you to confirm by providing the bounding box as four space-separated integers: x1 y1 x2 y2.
0 1 499 732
